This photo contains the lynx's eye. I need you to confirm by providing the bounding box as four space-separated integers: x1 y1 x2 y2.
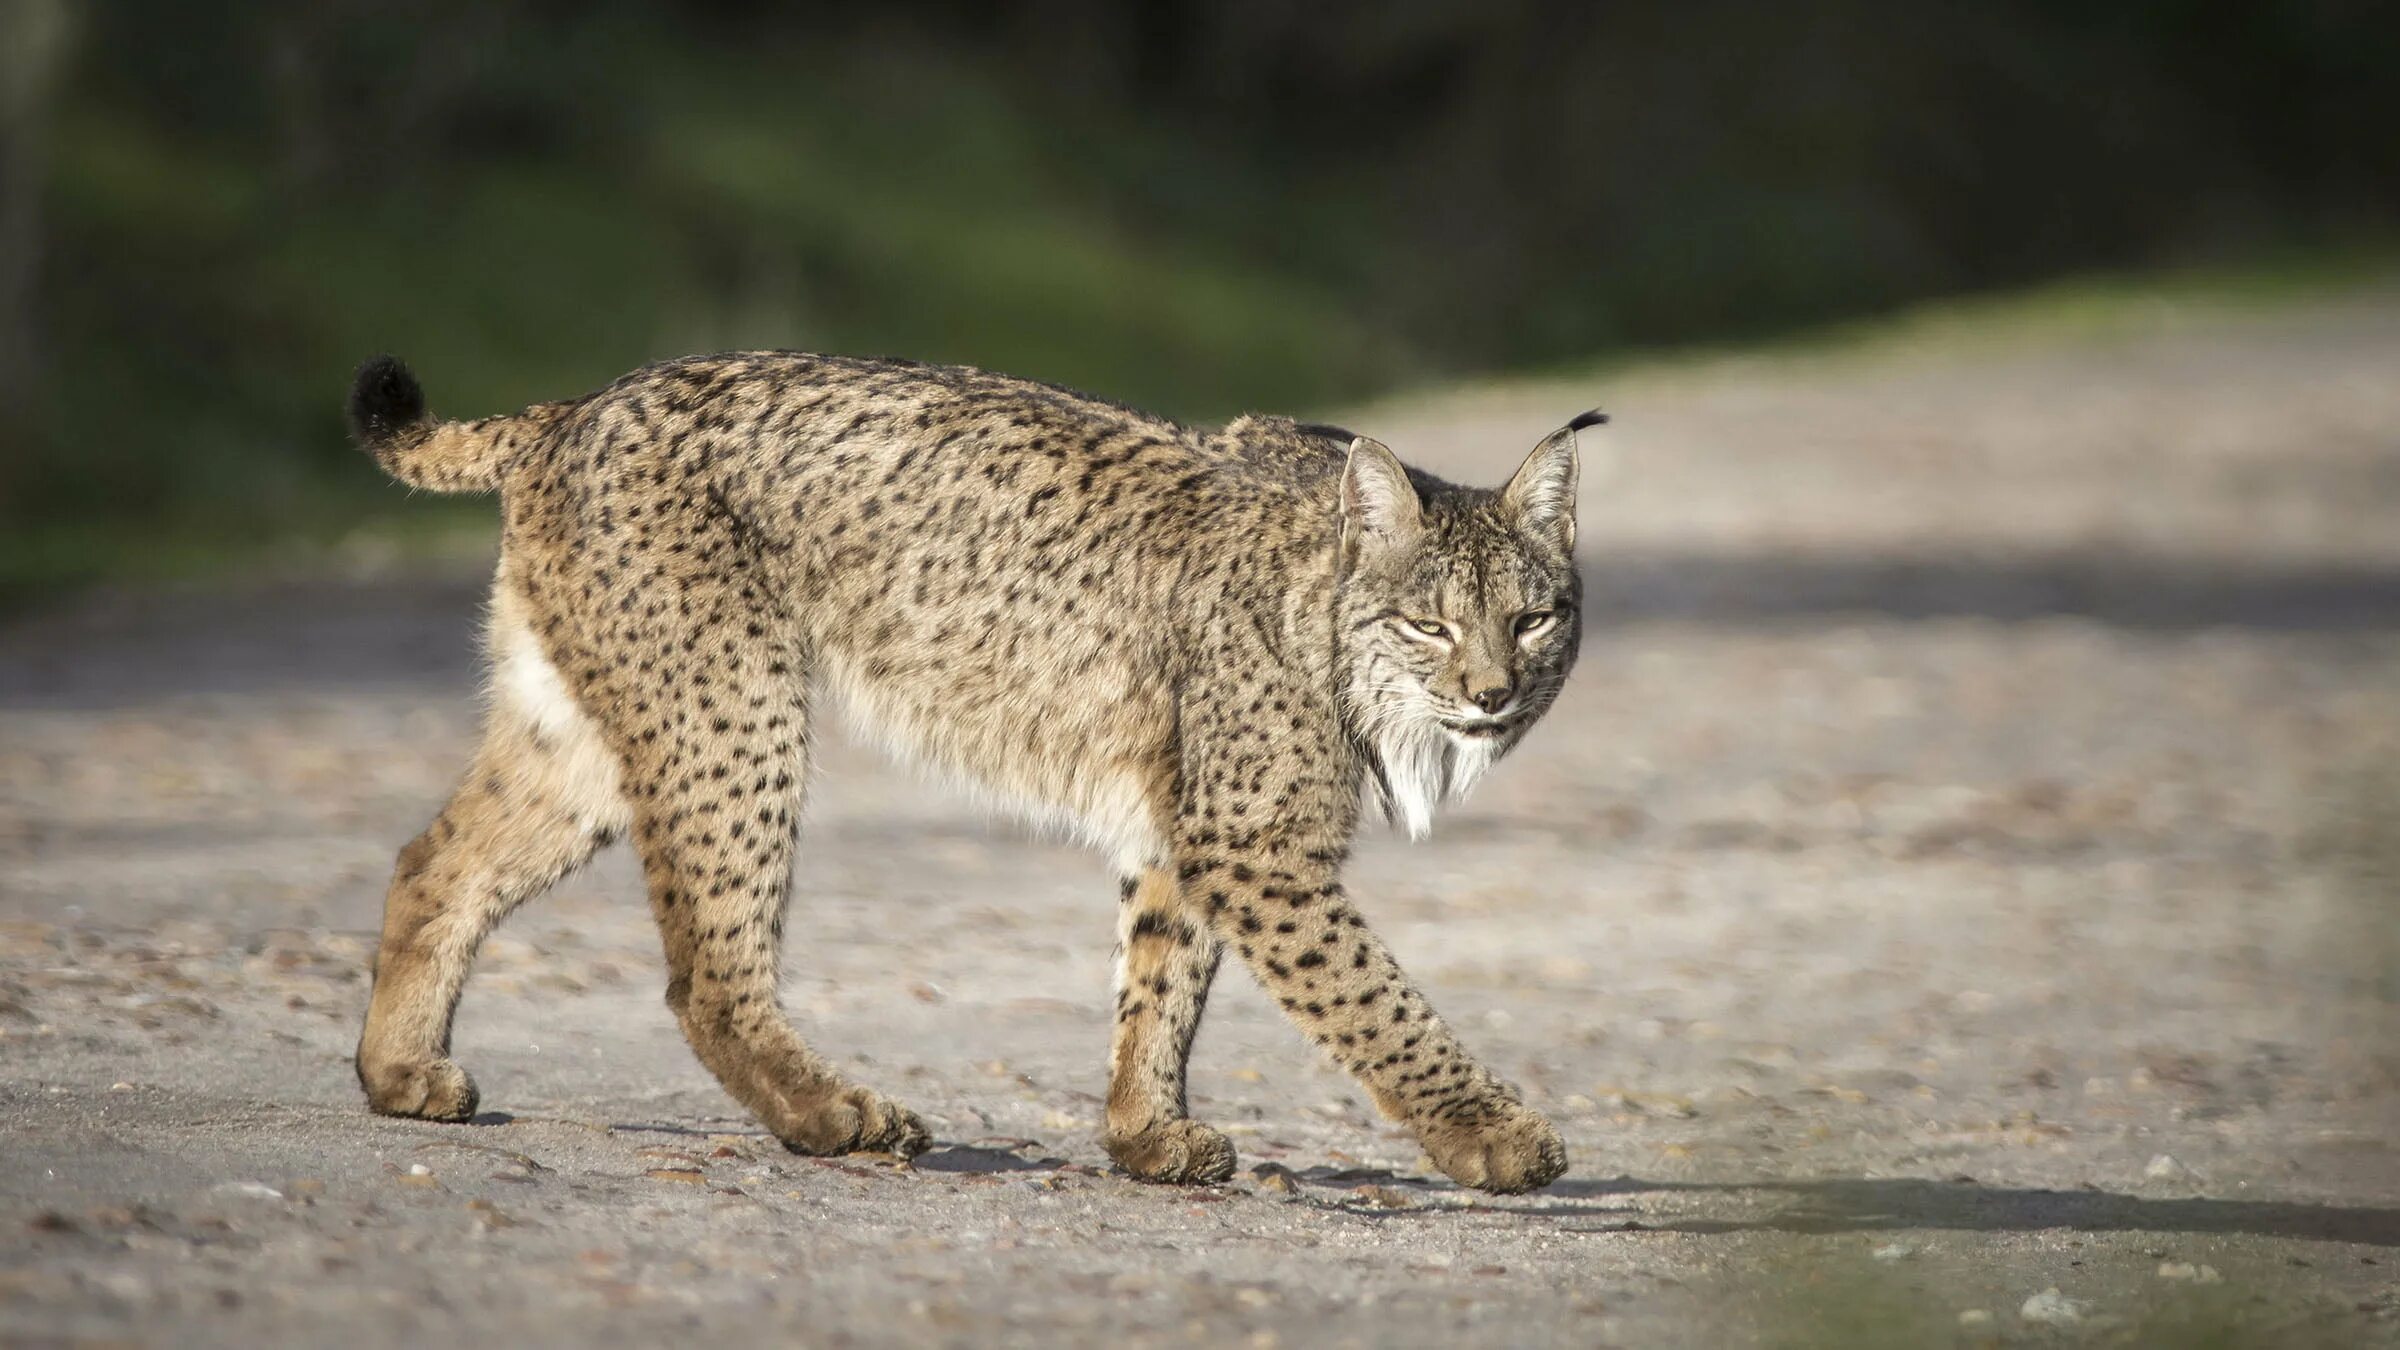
1401 617 1453 642
1513 610 1558 638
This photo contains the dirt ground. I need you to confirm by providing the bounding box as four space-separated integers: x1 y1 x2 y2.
5 289 2399 1347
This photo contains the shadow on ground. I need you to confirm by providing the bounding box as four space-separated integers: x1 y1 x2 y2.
1532 1176 2400 1245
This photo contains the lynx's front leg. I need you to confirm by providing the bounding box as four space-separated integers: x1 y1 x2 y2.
1172 696 1566 1194
1104 869 1233 1183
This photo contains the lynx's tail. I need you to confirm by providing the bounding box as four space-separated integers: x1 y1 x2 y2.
348 355 564 493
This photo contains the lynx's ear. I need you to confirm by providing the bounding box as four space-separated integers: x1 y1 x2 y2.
1341 436 1422 546
1502 409 1601 552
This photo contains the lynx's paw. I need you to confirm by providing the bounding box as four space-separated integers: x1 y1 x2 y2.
357 1055 480 1122
770 1085 931 1160
1104 1118 1238 1185
1418 1100 1567 1194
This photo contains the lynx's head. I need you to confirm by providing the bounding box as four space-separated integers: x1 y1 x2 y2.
1334 413 1598 838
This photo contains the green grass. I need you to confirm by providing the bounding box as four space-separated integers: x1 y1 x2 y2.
8 246 2391 613
1746 1245 2367 1349
18 4 2394 609
5 36 1418 612
1741 244 2400 362
0 500 500 612
1365 244 2400 421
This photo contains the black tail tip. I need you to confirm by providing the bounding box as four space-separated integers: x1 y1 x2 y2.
349 355 425 446
1565 408 1609 432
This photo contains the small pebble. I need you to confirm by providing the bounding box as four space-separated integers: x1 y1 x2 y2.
465 1199 517 1228
2020 1288 2088 1325
1957 1309 1994 1328
2143 1154 2196 1182
1870 1242 1915 1262
2156 1262 2222 1284
1249 1164 1299 1197
406 1163 432 1177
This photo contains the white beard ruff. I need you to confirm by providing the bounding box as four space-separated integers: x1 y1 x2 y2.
1372 719 1502 840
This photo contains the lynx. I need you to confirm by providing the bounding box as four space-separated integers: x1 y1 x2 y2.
348 350 1598 1193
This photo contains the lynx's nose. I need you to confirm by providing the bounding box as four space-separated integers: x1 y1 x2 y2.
1467 682 1514 715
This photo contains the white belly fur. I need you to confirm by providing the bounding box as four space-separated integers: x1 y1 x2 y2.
817 649 1167 876
483 588 1165 873
486 591 631 837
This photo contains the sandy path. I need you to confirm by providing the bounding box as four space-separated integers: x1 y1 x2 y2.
4 290 2398 1346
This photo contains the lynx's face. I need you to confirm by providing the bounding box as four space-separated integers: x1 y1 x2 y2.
1335 421 1589 838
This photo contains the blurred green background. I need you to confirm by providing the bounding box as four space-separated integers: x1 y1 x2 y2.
2 0 2395 593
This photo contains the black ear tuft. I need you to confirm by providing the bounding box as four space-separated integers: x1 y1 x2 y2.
348 355 425 447
1565 408 1609 432
1294 421 1361 444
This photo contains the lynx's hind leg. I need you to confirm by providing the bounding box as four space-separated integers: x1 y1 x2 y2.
1104 868 1233 1183
591 600 928 1159
355 592 630 1120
